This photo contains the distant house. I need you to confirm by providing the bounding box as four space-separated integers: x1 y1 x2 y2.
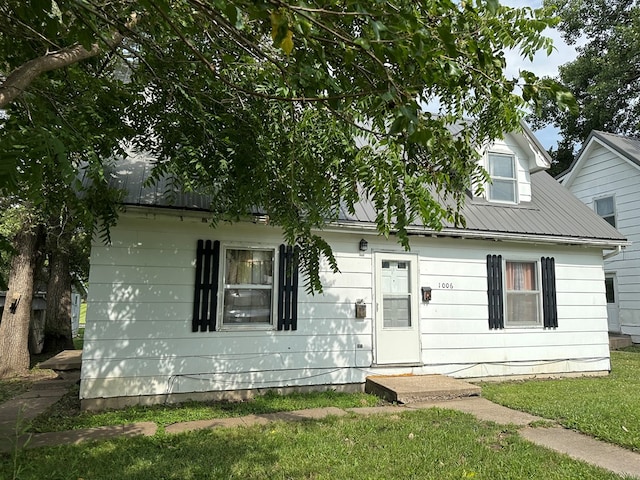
560 131 640 340
80 127 627 410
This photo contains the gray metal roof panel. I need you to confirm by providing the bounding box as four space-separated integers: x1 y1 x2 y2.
591 131 640 168
107 151 626 244
338 171 626 243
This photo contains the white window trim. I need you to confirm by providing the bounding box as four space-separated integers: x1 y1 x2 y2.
487 152 519 205
593 195 617 228
503 258 543 329
218 243 278 331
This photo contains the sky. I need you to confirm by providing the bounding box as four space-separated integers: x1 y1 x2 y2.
500 0 580 150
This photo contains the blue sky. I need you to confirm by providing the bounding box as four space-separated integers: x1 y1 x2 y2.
501 0 579 150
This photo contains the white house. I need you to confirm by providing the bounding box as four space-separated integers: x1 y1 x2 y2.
560 131 640 340
80 127 628 410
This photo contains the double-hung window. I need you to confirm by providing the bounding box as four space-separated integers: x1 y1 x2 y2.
505 261 540 327
488 153 517 203
487 255 557 330
222 248 275 327
192 240 299 332
594 196 616 227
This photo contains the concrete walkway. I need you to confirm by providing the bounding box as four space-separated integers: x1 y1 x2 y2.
1 381 640 478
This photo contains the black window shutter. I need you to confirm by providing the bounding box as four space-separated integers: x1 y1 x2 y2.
541 256 558 329
487 254 504 329
192 240 220 332
277 244 299 331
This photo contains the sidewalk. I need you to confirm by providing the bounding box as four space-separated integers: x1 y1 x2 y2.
1 379 639 479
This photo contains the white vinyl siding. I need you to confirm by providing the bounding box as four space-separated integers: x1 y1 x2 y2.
567 141 640 339
81 215 610 404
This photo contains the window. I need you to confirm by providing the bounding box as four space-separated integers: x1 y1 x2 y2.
487 255 557 329
605 277 615 304
594 196 616 227
488 153 517 203
222 248 274 327
192 240 299 332
505 261 540 327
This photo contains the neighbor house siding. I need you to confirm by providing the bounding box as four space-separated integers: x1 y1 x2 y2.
567 142 640 339
80 212 611 403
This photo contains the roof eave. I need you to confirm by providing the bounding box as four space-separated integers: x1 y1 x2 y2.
327 220 629 249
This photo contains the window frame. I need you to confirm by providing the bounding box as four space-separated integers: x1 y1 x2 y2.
593 195 617 228
503 258 543 328
487 152 518 204
218 243 278 331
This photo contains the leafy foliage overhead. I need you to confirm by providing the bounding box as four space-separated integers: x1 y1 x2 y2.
532 0 640 173
0 1 571 291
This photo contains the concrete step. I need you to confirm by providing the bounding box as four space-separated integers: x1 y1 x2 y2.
365 374 481 404
609 334 633 350
38 350 82 371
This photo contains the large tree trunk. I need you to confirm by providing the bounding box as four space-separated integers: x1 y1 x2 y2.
43 226 74 354
0 224 42 377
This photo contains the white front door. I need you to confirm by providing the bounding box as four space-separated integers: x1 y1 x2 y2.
374 253 421 365
605 273 620 333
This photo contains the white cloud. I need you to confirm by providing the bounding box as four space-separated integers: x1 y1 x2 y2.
500 0 580 150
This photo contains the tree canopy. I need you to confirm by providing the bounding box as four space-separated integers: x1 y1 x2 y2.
0 0 572 292
532 0 640 173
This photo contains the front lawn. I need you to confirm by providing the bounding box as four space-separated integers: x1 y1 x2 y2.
482 348 640 451
1 409 624 480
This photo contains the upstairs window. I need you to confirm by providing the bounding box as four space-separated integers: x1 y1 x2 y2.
488 153 517 204
594 196 616 227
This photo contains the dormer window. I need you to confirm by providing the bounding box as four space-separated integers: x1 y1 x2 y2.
488 153 517 204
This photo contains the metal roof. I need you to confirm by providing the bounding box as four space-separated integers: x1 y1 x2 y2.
558 130 640 180
107 151 627 247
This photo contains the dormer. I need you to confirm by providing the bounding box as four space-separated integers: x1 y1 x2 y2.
476 124 552 205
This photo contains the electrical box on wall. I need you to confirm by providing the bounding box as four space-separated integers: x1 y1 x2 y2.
421 287 432 302
355 299 366 318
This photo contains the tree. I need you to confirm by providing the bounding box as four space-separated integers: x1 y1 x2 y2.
532 0 640 171
0 209 44 377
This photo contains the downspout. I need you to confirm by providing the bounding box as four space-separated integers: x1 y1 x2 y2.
603 245 623 260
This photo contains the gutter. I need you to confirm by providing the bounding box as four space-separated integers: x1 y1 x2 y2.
122 205 630 251
603 245 624 260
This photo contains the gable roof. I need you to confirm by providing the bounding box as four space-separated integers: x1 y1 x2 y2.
560 131 640 187
107 153 627 248
336 171 626 247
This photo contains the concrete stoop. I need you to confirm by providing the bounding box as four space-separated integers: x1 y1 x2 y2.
609 334 633 350
365 374 481 404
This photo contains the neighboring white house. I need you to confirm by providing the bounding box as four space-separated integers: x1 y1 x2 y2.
80 127 628 410
560 131 640 340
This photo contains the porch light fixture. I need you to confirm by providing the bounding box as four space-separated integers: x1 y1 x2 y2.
359 239 368 252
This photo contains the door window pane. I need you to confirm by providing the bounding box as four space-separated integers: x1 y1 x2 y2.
381 260 411 328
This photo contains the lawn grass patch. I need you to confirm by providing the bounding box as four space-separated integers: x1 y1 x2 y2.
1 409 624 480
482 350 640 451
73 327 84 350
29 389 382 432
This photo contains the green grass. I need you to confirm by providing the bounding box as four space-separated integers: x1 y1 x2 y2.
1 409 624 480
73 327 84 350
482 349 640 451
79 301 87 326
29 389 382 432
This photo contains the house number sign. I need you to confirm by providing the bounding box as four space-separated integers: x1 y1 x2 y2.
438 282 454 289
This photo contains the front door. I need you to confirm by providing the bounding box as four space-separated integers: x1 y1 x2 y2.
605 273 620 333
374 253 421 365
